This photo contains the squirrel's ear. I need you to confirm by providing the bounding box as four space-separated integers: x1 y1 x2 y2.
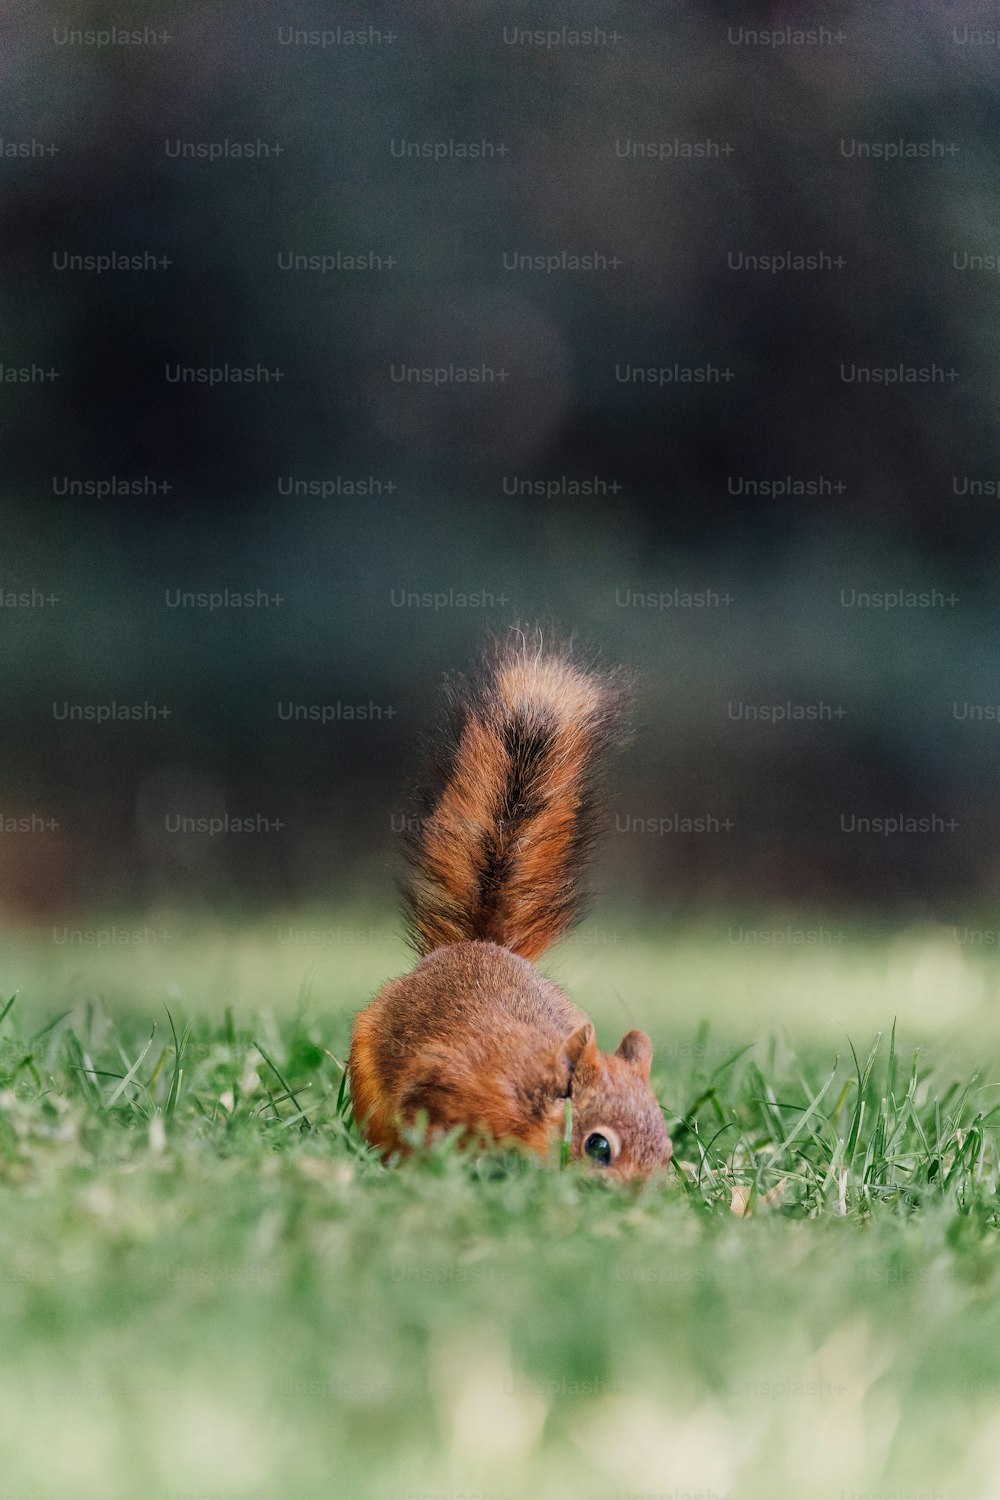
615 1029 653 1081
563 1026 593 1074
561 1021 598 1076
547 1022 598 1098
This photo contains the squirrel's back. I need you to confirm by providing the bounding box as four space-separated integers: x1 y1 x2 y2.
349 940 588 1155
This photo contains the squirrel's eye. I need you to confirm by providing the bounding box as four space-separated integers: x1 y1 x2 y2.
584 1132 613 1166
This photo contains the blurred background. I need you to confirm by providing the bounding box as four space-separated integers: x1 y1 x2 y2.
4 0 1000 926
7 15 1000 1500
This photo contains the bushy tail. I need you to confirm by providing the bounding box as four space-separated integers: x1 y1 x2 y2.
402 629 631 961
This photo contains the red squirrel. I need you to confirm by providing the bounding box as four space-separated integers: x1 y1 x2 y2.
348 630 672 1180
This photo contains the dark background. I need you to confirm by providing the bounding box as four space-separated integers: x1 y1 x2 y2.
4 0 1000 922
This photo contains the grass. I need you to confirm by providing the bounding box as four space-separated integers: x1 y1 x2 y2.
2 913 1000 1500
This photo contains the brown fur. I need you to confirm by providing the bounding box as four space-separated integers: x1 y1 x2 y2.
348 632 672 1180
401 630 629 960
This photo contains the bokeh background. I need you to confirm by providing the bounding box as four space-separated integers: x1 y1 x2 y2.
8 12 1000 1500
4 0 1000 926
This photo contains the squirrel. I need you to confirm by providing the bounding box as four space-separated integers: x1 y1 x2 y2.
348 629 673 1180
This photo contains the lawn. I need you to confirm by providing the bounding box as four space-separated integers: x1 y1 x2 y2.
2 911 999 1500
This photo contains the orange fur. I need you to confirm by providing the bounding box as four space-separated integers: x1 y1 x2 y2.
402 632 628 960
348 633 672 1179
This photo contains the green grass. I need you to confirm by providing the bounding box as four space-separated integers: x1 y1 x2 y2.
2 913 1000 1500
